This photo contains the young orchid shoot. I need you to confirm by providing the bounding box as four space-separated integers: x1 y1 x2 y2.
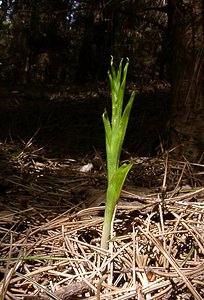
101 57 136 250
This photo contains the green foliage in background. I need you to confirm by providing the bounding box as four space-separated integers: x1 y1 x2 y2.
101 57 136 250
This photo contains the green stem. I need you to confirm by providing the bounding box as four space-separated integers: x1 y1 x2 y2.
101 204 115 250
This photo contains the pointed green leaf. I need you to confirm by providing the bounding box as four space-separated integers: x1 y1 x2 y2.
107 163 133 209
119 91 136 149
101 163 133 249
102 110 111 147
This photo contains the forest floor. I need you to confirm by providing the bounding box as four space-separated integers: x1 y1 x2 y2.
0 83 204 300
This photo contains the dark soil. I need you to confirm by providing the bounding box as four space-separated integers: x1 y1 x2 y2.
0 82 171 158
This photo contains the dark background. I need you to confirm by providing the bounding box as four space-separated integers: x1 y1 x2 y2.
0 0 203 161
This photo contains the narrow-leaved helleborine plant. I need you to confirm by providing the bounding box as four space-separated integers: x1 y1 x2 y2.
101 57 136 250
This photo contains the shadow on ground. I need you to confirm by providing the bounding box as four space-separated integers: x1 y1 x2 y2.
0 82 171 157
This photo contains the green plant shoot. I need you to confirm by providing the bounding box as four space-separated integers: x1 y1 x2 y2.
101 57 136 249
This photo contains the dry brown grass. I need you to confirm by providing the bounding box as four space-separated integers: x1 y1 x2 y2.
0 142 204 300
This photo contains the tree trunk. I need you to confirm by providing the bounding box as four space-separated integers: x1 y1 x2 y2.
9 0 69 84
170 0 204 162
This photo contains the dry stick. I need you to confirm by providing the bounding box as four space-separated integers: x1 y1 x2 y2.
134 241 150 298
119 260 204 278
132 225 136 286
139 227 203 300
16 272 61 300
171 187 204 203
96 274 108 300
159 154 169 270
1 231 33 299
19 273 92 300
1 232 13 299
148 284 173 300
168 162 187 199
150 265 204 278
132 226 148 300
1 223 58 298
166 212 186 271
179 220 204 255
161 152 168 201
